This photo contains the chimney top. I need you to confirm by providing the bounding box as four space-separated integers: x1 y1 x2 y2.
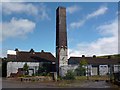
30 48 34 52
41 50 44 52
57 6 66 9
108 56 111 59
82 55 85 57
15 48 19 51
93 55 96 58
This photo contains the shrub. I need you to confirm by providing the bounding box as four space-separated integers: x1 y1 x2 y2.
64 70 75 80
75 59 88 76
23 63 29 75
75 66 86 76
57 76 63 80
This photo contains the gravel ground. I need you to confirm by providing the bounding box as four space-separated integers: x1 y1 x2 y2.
2 78 120 88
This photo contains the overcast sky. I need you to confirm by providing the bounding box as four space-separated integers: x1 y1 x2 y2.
1 2 119 58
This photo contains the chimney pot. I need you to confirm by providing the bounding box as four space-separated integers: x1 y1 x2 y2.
30 48 34 52
93 55 96 58
108 56 111 59
41 50 44 52
82 55 85 57
15 48 19 51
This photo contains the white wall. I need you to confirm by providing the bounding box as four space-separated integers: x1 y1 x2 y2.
7 62 39 77
86 65 92 76
59 47 68 76
99 65 108 75
59 48 68 67
59 65 78 77
59 64 120 77
91 67 98 75
7 50 16 55
114 65 120 73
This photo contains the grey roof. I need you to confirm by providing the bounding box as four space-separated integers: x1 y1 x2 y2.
68 57 120 65
7 51 56 62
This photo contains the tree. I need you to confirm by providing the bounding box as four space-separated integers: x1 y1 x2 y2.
80 59 88 66
23 63 29 75
75 59 88 76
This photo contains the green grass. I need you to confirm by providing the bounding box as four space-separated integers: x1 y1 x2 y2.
75 75 109 81
57 75 110 87
75 76 87 80
57 80 80 87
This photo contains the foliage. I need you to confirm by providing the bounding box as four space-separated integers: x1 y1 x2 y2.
64 70 75 80
23 63 29 71
38 66 47 73
38 62 51 76
42 62 51 73
75 75 109 81
57 76 63 81
23 63 29 75
80 59 88 66
35 72 50 76
75 59 88 76
75 66 86 76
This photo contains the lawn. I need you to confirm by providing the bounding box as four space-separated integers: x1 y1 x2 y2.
75 75 110 81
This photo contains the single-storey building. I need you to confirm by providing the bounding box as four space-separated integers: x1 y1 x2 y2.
6 49 56 77
68 55 120 76
4 48 120 77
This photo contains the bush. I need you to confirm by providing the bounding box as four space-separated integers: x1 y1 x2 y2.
57 76 63 80
23 63 29 75
64 70 75 80
75 59 88 76
75 66 86 76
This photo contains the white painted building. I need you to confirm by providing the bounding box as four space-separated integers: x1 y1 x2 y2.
5 49 56 77
68 57 120 76
7 62 39 77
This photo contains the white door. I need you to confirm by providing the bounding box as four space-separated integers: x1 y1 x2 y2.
29 69 34 76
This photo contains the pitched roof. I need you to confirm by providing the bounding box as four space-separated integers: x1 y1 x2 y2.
68 57 120 65
7 50 56 62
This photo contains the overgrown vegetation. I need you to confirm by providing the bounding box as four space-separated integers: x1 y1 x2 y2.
37 62 51 76
63 70 75 80
23 63 29 75
62 59 88 80
75 59 88 76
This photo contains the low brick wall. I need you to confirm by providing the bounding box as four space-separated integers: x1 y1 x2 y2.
20 76 53 82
